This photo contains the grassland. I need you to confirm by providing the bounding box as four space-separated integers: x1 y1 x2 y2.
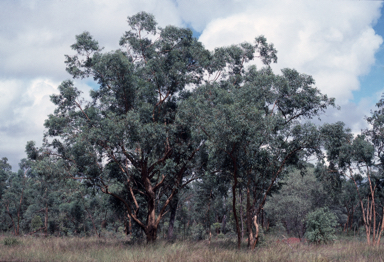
1 234 384 262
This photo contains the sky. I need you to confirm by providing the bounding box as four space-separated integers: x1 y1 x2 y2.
1 0 384 170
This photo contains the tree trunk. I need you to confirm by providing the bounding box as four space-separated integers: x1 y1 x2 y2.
145 225 158 243
103 166 182 244
251 215 259 250
128 213 132 237
16 187 24 236
261 209 264 229
375 207 384 246
145 184 158 243
167 194 178 240
233 182 241 249
230 156 241 249
221 196 227 234
44 203 48 237
350 206 355 231
208 228 212 245
221 215 227 234
240 191 244 239
344 206 350 232
205 190 212 243
246 173 253 248
124 212 132 237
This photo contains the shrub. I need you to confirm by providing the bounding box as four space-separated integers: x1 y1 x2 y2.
217 233 225 239
4 237 20 246
190 223 205 241
305 207 337 244
31 215 43 230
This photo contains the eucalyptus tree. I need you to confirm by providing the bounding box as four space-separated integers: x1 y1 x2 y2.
183 47 334 248
1 159 32 236
0 158 10 199
39 12 250 242
339 178 359 232
0 158 12 232
264 168 328 239
0 158 10 232
24 144 75 236
320 117 384 245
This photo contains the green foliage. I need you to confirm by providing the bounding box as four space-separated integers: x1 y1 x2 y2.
305 207 337 244
217 233 225 239
212 222 221 230
265 169 329 238
4 237 20 246
190 223 205 241
31 215 43 230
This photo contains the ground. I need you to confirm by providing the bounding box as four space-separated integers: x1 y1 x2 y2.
1 234 384 261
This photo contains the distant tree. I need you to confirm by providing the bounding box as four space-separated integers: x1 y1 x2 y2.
320 116 384 245
0 157 11 200
264 168 328 239
0 158 12 232
339 178 359 232
1 159 32 236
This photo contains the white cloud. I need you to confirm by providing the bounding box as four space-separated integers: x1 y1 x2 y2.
0 78 92 170
0 0 181 80
0 79 58 168
196 0 383 104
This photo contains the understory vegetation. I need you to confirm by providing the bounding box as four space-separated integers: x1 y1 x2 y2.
1 234 384 262
2 11 384 261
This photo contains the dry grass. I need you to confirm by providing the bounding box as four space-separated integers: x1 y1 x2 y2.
1 234 384 262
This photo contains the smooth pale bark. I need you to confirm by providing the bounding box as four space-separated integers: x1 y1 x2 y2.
252 215 259 250
145 182 158 243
